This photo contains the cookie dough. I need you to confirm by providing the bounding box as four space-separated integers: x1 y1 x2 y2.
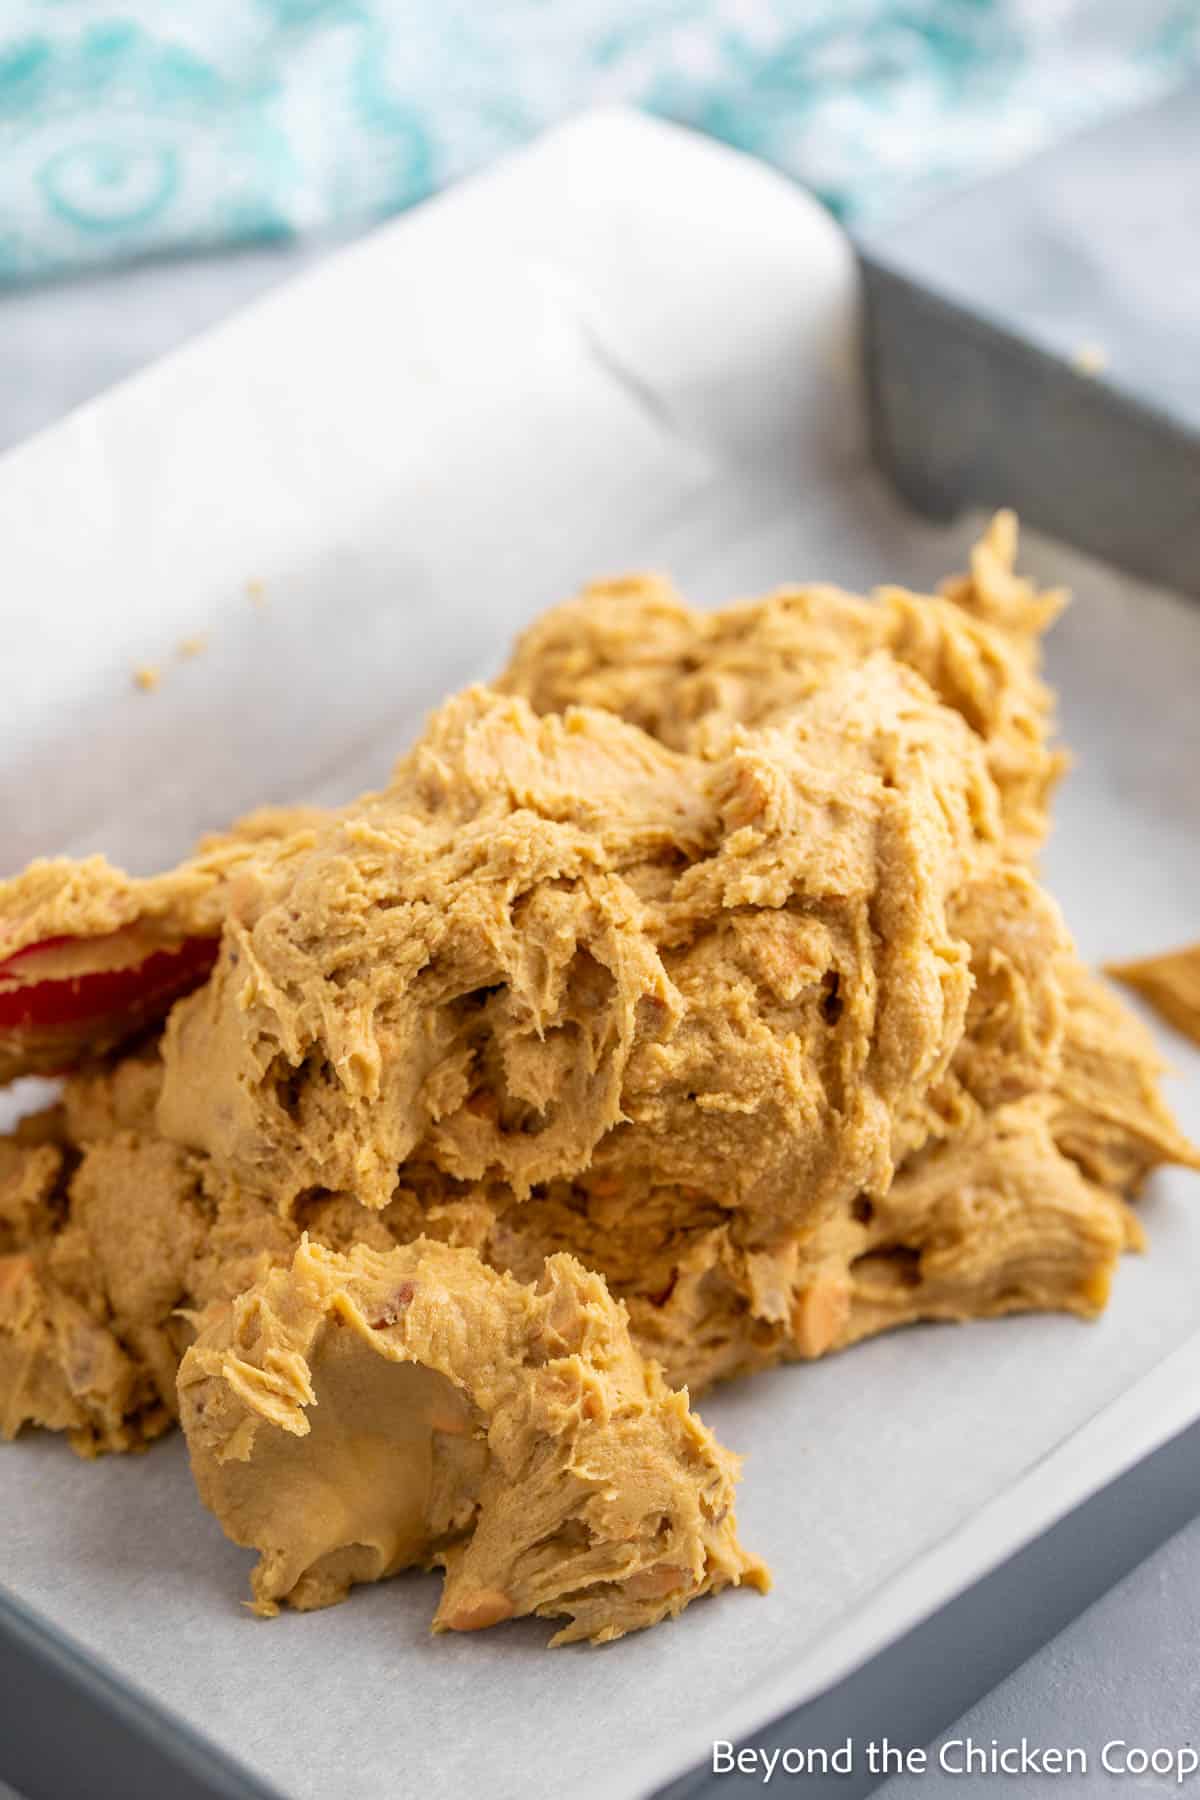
3 928 1192 1449
498 511 1065 862
0 1110 158 1453
178 1236 767 1644
0 808 323 1080
157 666 994 1239
1107 943 1200 1049
0 517 1196 1652
0 1063 466 1455
0 1091 205 1454
1052 960 1200 1193
464 973 1166 1394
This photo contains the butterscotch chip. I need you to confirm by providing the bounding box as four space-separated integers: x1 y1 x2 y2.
790 1279 852 1360
623 1564 692 1600
443 1589 515 1631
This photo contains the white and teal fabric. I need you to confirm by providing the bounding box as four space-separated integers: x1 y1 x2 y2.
1 1 1198 282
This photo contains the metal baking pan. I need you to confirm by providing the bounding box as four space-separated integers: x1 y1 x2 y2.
669 85 1200 1799
858 81 1200 599
0 105 1197 1800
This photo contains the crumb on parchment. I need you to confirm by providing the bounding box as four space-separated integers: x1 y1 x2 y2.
178 635 208 660
132 665 161 693
1071 342 1108 377
1108 943 1200 1048
247 579 266 606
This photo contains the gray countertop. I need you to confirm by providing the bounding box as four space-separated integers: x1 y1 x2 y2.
876 1512 1200 1800
2 238 1197 1800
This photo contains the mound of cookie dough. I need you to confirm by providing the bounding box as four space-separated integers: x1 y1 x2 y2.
179 1237 767 1644
0 515 1196 1650
498 511 1066 861
0 1051 491 1456
455 963 1192 1393
156 662 995 1239
4 948 1192 1445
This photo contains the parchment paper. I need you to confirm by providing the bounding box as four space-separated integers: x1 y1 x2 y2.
1 110 1198 1800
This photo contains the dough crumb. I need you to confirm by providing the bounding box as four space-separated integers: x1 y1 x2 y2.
246 579 267 606
1071 342 1109 377
1108 943 1200 1047
132 664 160 693
178 635 208 660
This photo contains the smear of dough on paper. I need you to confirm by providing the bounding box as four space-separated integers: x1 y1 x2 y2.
1108 943 1200 1048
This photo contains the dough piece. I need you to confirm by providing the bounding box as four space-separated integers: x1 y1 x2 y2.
0 1058 213 1453
836 1100 1136 1350
62 1041 166 1141
474 1096 1134 1393
0 1124 426 1457
467 934 1196 1395
0 1122 171 1453
0 1049 498 1457
0 808 324 1081
0 808 325 966
896 865 1070 1163
3 955 1193 1454
6 923 1193 1455
937 509 1067 644
1107 942 1200 1048
179 1237 767 1645
2 525 1193 1475
0 1250 164 1454
944 870 1069 1110
1051 961 1200 1194
2 866 1193 1459
60 1136 209 1407
158 673 994 1238
498 514 1066 860
0 1125 212 1452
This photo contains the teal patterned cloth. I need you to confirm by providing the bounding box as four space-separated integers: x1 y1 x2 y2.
2 2 1199 283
